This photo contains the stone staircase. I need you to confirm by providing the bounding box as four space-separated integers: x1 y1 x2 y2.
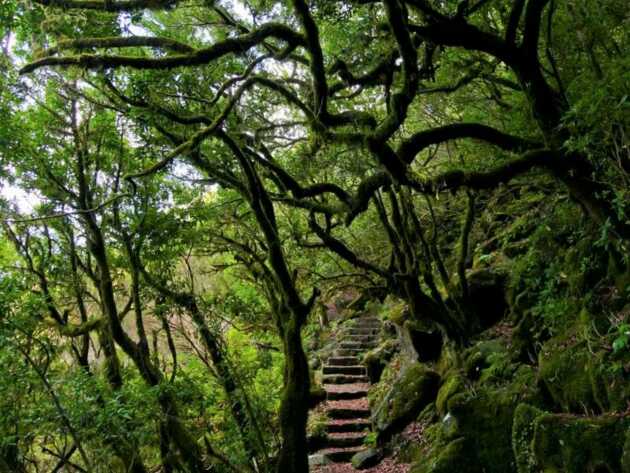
310 316 381 466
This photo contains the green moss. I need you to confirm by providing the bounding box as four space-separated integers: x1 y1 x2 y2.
538 328 630 413
363 339 398 365
398 440 424 463
307 410 328 439
364 339 399 383
412 367 541 473
452 378 537 471
512 403 545 473
436 342 462 376
462 339 510 381
381 295 409 326
512 407 630 473
436 374 466 417
373 362 440 441
411 437 479 473
368 354 402 409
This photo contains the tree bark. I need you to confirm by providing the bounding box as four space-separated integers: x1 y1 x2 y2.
276 318 310 473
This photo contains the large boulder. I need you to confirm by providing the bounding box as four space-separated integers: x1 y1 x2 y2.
411 366 542 473
538 325 630 413
512 403 630 473
411 437 478 473
373 362 440 443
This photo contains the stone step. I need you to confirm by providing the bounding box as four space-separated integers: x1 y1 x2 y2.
320 447 363 463
323 374 369 384
340 341 377 350
334 348 363 357
325 433 367 448
346 328 379 336
327 356 360 366
326 389 368 400
328 407 371 419
323 365 366 376
345 334 377 343
327 420 371 433
354 317 380 325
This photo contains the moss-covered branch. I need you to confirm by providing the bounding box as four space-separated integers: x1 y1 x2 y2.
409 148 559 193
20 23 305 73
291 0 328 119
33 0 177 11
52 317 103 337
398 123 542 164
43 36 195 56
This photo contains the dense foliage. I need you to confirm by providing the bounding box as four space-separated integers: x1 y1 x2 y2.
0 0 628 472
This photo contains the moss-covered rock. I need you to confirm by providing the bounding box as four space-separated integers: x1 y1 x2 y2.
435 342 462 377
463 338 512 382
411 366 541 473
368 354 402 410
538 328 630 413
411 437 478 473
512 403 545 473
363 339 399 384
436 374 466 417
373 362 440 442
512 404 630 473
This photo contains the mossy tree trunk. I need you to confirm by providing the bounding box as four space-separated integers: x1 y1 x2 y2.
276 316 310 473
222 133 318 473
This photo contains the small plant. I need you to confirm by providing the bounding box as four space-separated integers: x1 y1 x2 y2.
612 323 630 354
363 431 377 447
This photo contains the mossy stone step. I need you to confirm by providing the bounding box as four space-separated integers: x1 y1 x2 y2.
346 328 379 336
334 348 363 357
326 389 368 400
340 341 377 350
354 318 380 325
325 433 367 448
327 356 360 366
326 420 371 433
354 324 380 330
322 365 366 376
328 407 371 419
323 374 369 384
344 334 377 343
